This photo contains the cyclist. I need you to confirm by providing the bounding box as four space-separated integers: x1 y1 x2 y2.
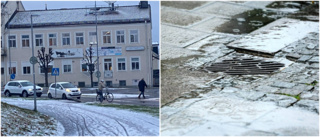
98 79 106 101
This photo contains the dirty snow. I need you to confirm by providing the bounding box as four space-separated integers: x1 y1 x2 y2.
2 98 159 136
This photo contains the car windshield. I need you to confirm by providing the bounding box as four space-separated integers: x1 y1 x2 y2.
20 82 34 87
61 83 76 88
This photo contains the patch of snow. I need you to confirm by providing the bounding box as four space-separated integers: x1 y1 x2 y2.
228 18 319 54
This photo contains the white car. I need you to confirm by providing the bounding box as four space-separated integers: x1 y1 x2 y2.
48 82 81 99
3 80 43 97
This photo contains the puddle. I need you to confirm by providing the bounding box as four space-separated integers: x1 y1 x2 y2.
215 9 277 34
267 1 319 21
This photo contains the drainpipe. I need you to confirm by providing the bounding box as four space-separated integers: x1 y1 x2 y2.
145 20 152 87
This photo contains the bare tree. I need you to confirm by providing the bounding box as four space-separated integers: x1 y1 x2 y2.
37 47 54 87
83 45 97 87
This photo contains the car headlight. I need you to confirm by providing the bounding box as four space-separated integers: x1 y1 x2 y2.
28 89 33 91
40 88 43 90
78 88 81 92
66 89 71 92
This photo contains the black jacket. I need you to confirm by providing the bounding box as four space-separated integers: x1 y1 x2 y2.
138 79 147 91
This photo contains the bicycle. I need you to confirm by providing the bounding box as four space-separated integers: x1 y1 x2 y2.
96 88 114 103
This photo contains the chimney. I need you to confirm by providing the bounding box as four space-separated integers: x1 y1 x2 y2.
139 1 148 9
45 3 47 10
111 3 114 11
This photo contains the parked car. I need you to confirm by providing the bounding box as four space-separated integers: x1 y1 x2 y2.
3 80 43 97
48 82 81 99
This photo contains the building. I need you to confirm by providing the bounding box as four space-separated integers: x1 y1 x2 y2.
1 1 154 87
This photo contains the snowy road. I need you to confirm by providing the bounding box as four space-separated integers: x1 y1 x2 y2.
1 98 159 136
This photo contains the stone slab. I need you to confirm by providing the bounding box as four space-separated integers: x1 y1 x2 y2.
308 56 319 63
270 81 296 89
297 55 313 62
294 100 319 113
256 85 279 93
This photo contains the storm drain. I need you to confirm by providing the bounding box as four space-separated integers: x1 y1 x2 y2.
205 58 285 75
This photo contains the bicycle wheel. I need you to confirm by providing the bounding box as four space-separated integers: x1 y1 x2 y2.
105 93 114 103
96 94 103 103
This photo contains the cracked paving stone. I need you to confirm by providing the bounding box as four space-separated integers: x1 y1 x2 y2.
262 94 297 107
297 55 313 62
256 85 279 93
294 100 319 113
270 81 296 89
307 44 316 50
298 50 314 55
306 63 319 69
300 92 319 101
308 56 319 63
278 84 314 96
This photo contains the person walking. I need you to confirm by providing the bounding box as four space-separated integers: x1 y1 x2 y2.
98 80 106 102
138 78 147 99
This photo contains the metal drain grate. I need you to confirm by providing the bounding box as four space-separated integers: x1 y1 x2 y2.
205 58 285 75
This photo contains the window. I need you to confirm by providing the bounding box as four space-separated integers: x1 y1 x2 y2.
8 67 16 74
131 57 140 70
35 34 43 47
130 30 138 43
49 34 57 46
21 35 30 47
40 65 53 74
76 33 84 45
116 30 125 44
82 64 88 72
104 59 112 71
62 33 70 45
63 64 71 72
117 58 126 71
23 66 31 74
8 35 16 47
106 81 112 87
89 32 97 44
119 80 126 86
1 67 4 75
103 31 111 44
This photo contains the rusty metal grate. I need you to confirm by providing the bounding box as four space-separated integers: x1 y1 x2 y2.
205 58 285 75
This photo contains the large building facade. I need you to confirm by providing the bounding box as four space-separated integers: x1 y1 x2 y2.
1 2 154 87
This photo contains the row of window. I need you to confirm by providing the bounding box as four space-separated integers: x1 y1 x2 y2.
7 30 139 48
1 57 141 75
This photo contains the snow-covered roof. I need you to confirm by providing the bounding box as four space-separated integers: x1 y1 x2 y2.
7 5 151 28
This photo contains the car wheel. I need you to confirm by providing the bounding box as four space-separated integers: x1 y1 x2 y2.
22 91 28 98
48 93 53 99
62 94 67 99
77 97 81 100
37 94 42 97
4 91 11 97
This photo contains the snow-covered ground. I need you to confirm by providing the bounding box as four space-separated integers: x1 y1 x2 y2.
162 93 319 136
1 98 159 136
1 102 64 136
228 18 319 54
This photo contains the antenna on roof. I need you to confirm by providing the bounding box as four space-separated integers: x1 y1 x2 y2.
104 1 116 11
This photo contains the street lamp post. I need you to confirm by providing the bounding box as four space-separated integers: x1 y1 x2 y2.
95 1 100 82
31 14 39 111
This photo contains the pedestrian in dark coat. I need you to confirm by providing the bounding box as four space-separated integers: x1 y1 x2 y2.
138 78 147 99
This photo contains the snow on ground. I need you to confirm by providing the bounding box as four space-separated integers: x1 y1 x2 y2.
1 102 64 136
228 18 319 54
81 93 149 98
1 98 159 136
161 93 319 136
